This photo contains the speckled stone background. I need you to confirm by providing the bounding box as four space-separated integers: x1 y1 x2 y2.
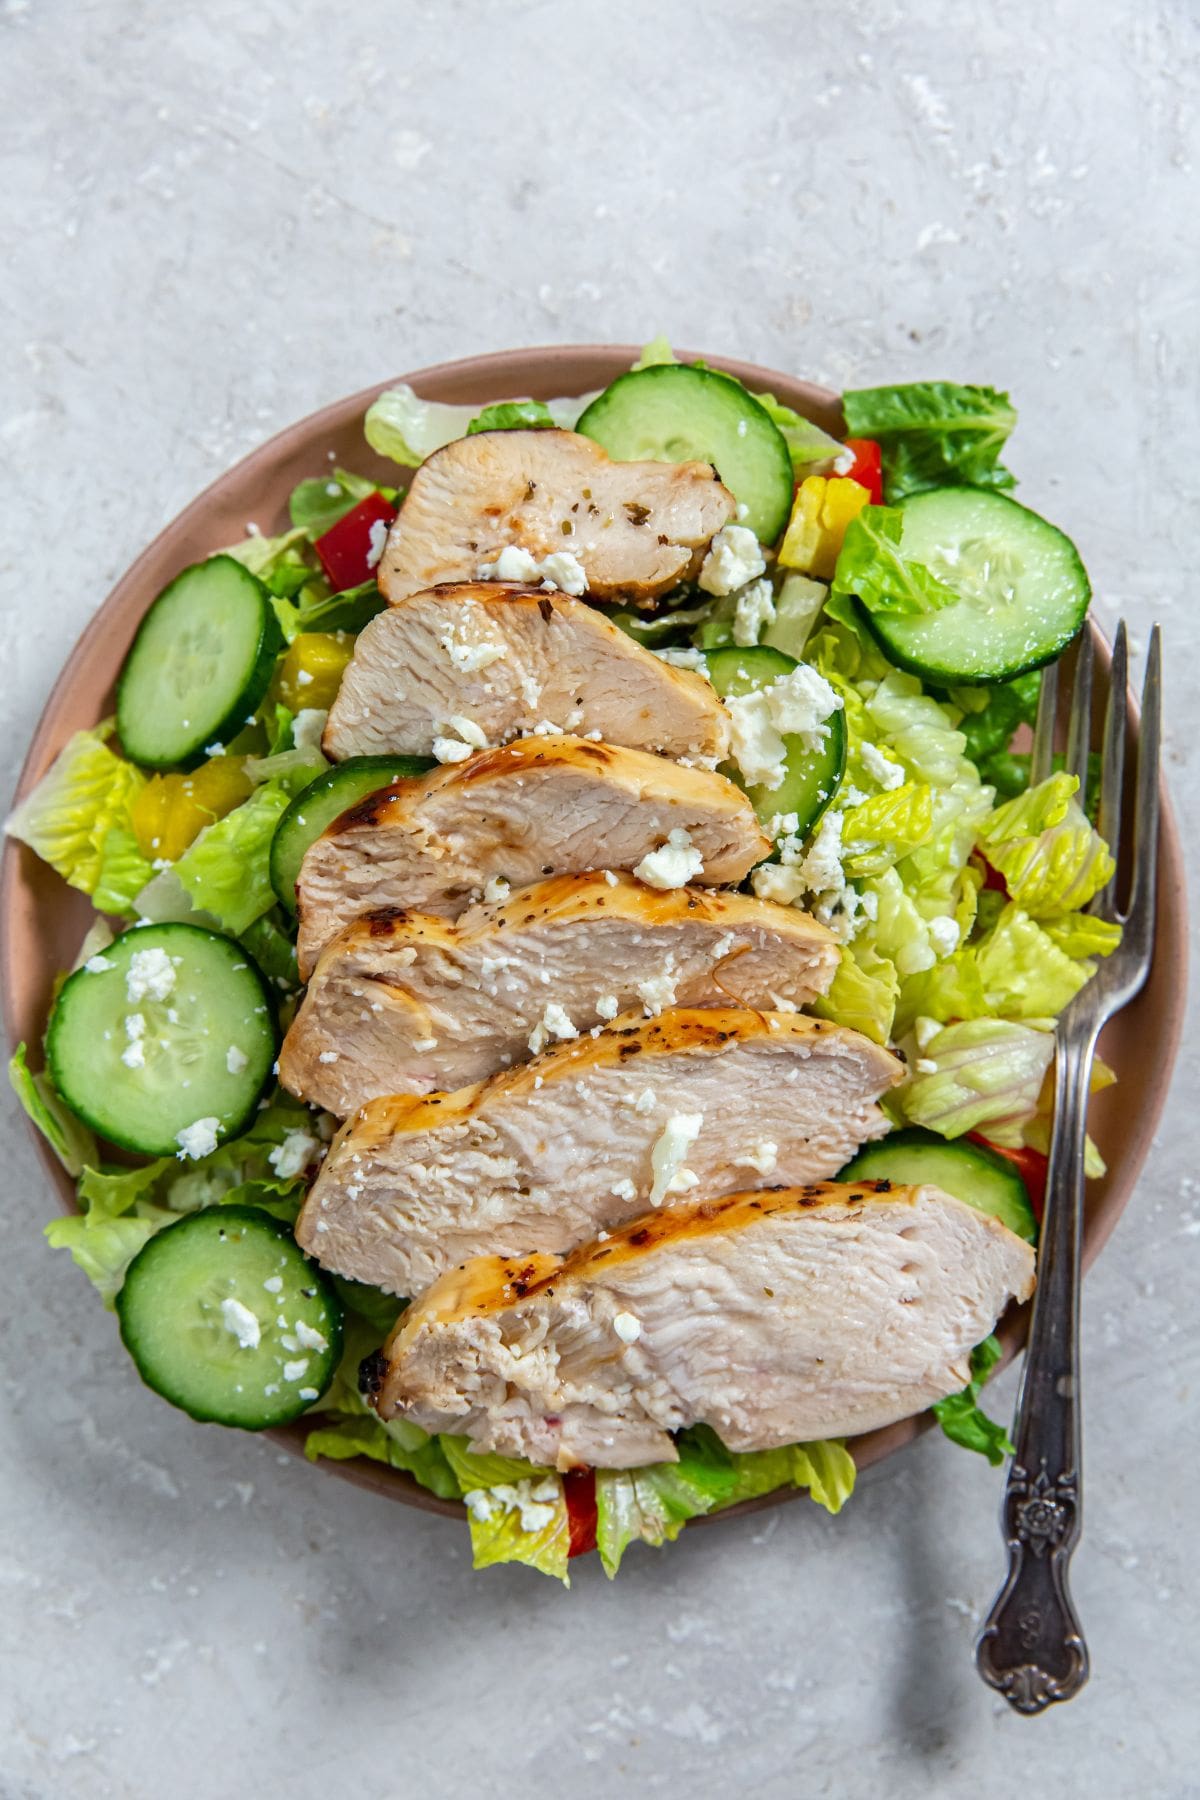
1 2 1196 1795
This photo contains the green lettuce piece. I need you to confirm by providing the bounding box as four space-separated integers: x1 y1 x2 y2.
5 726 146 900
810 944 898 1046
467 399 555 434
1039 912 1121 959
979 773 1114 917
841 381 1017 501
860 868 936 979
45 1210 163 1305
240 912 299 990
437 1436 551 1492
933 1335 1013 1465
841 781 934 878
288 469 386 539
897 1018 1055 1139
92 825 156 917
439 1438 570 1581
168 782 293 934
956 671 1042 792
752 391 845 474
832 506 961 618
305 1417 460 1497
595 1425 737 1576
270 579 385 644
973 904 1092 1019
631 335 677 370
892 950 988 1040
222 526 316 599
9 1043 97 1175
718 1438 857 1513
366 384 586 467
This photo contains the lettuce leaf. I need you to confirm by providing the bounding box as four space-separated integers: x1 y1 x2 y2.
1039 912 1122 959
595 1425 737 1575
44 1210 164 1305
832 506 961 618
978 773 1114 917
841 782 934 878
222 526 315 600
440 1438 570 1581
972 904 1092 1019
717 1438 857 1513
166 782 293 935
956 671 1042 795
9 1042 97 1175
897 1018 1055 1139
5 727 146 901
810 942 899 1046
366 384 586 467
752 392 845 474
92 825 156 917
841 381 1017 501
467 399 555 434
632 336 677 370
932 1335 1013 1466
288 469 386 539
303 1416 460 1496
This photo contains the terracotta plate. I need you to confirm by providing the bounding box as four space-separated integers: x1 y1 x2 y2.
0 347 1187 1532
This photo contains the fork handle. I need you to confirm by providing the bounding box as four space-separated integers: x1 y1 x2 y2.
975 1025 1099 1714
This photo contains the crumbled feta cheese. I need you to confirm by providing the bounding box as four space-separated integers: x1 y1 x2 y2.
610 1177 637 1201
440 624 506 672
916 1057 938 1074
795 808 846 892
602 869 619 887
613 1310 642 1344
633 827 703 890
698 525 766 597
365 517 390 569
832 445 856 475
84 954 115 974
318 1050 339 1065
220 1297 261 1349
766 812 800 842
860 740 906 790
477 544 540 583
121 1039 146 1070
483 876 511 904
913 1015 941 1052
263 1275 283 1294
648 1112 703 1207
463 1487 497 1522
464 1477 559 1534
298 1388 319 1402
296 669 314 687
268 1130 320 1179
622 1087 657 1114
636 970 677 1016
928 915 961 958
518 672 542 709
537 550 587 595
293 1319 328 1352
282 1359 309 1383
432 736 474 764
226 1045 248 1075
175 1117 221 1161
411 1037 438 1053
595 994 619 1021
126 946 176 1004
726 664 843 791
736 1139 779 1176
125 1012 146 1040
732 578 777 647
527 1001 579 1055
654 647 709 672
292 708 329 753
447 714 489 749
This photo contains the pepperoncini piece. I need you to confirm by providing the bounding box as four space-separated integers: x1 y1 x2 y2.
130 757 253 861
778 475 870 580
275 632 355 712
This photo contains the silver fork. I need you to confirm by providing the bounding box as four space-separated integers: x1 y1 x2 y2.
975 620 1162 1715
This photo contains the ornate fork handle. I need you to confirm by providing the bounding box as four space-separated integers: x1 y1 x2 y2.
975 1025 1096 1714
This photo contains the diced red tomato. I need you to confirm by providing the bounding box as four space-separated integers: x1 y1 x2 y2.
839 437 883 506
563 1467 597 1558
969 1132 1048 1222
314 491 397 592
981 859 1009 895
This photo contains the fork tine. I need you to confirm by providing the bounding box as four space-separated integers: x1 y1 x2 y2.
1030 658 1059 786
1125 624 1162 942
1065 627 1094 790
1090 621 1128 918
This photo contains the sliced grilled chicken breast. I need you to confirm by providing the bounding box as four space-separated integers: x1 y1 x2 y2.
367 1181 1036 1468
280 875 839 1112
296 1010 902 1294
322 582 730 764
377 429 735 607
295 737 768 978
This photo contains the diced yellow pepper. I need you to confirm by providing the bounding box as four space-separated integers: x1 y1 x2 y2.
131 757 253 861
275 632 355 713
778 476 870 580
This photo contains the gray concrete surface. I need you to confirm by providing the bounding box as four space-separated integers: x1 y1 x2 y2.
1 1 1196 1795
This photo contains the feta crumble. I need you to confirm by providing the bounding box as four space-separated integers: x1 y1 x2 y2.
536 550 587 595
293 1319 329 1352
725 664 843 790
483 876 511 904
736 1139 779 1176
432 736 474 764
527 1001 579 1055
84 954 115 974
365 517 390 569
595 994 619 1021
317 1050 339 1065
477 544 540 583
697 525 766 597
636 969 677 1016
292 708 329 753
653 647 709 672
121 1039 146 1070
463 1476 559 1534
612 1310 642 1344
610 1177 637 1201
175 1117 221 1161
226 1046 248 1075
268 1130 320 1180
860 740 906 790
126 946 176 1004
648 1112 703 1207
477 545 587 596
440 624 506 672
282 1359 310 1383
633 827 703 890
220 1297 261 1350
928 915 961 958
623 1087 657 1115
731 578 777 647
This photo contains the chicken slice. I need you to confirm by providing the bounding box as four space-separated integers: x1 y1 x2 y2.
377 428 735 607
280 874 839 1112
322 582 730 764
366 1181 1036 1468
296 1010 902 1295
295 737 768 979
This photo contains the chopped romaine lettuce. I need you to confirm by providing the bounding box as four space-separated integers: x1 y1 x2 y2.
9 1042 98 1175
978 772 1114 916
289 469 388 539
440 1438 570 1581
932 1335 1013 1465
841 381 1017 501
897 1018 1055 1140
832 506 960 618
164 782 293 935
841 781 934 878
222 525 316 599
366 384 586 467
467 399 556 434
92 825 156 917
5 726 146 902
811 943 899 1046
595 1425 737 1575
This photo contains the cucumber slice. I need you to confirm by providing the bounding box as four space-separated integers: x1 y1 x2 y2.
270 756 433 914
704 645 846 839
117 1206 344 1428
46 923 276 1157
860 488 1091 685
117 556 282 768
576 364 794 544
839 1127 1037 1242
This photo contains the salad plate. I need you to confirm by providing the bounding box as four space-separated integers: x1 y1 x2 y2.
1 345 1187 1551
